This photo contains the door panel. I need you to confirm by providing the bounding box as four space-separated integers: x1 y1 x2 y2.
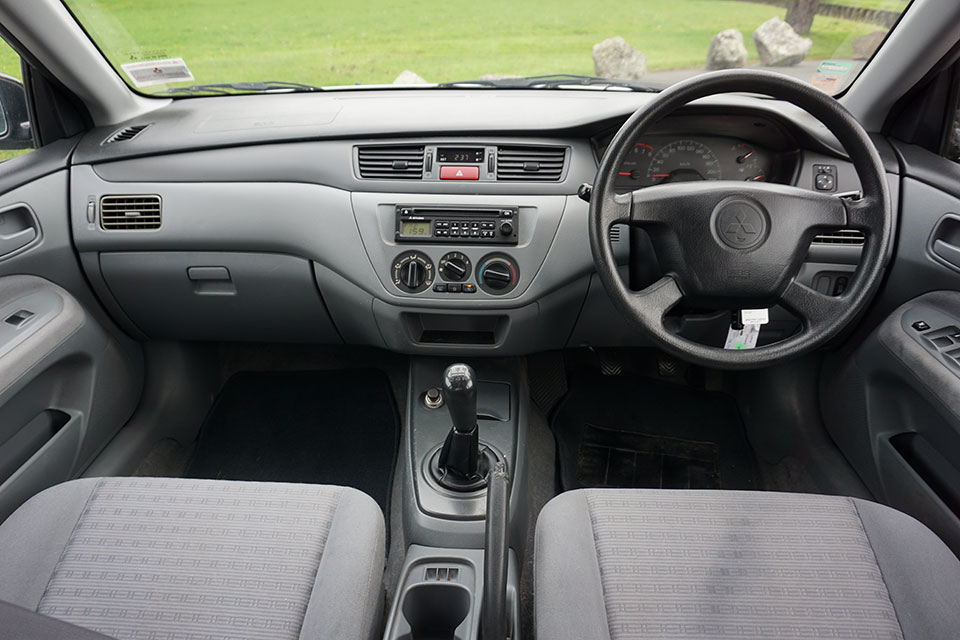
0 149 142 522
822 143 960 555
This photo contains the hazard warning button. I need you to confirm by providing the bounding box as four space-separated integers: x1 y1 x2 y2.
439 166 479 180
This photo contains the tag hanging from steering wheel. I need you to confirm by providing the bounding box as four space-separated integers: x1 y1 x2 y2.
724 309 769 350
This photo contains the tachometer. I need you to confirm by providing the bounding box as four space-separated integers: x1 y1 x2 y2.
646 139 721 185
614 142 655 189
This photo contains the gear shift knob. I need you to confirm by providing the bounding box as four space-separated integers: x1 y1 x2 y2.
443 363 477 434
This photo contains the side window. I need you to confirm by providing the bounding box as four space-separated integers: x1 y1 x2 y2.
0 37 33 162
948 107 960 163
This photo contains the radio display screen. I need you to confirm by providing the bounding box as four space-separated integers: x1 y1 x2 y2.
438 147 484 163
401 221 431 236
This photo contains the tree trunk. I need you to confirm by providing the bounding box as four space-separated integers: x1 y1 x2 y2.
785 0 819 35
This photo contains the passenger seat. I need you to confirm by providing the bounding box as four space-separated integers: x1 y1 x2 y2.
536 489 960 639
0 477 385 640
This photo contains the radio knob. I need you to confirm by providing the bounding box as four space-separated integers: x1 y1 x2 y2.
499 221 514 236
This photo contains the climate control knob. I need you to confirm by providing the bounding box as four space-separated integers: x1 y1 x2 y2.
478 254 519 295
438 252 472 282
392 251 434 293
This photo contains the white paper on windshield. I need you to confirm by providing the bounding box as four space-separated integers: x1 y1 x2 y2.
724 324 761 350
121 58 194 88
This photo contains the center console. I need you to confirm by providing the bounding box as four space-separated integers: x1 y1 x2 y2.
384 358 528 640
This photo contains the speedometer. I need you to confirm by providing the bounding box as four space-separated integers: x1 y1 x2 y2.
646 140 721 185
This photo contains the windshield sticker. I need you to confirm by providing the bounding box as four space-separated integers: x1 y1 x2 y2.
810 60 852 93
121 58 194 88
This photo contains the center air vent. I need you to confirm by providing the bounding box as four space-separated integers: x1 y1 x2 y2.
357 145 425 179
496 146 566 181
813 229 865 246
100 195 162 230
103 124 150 144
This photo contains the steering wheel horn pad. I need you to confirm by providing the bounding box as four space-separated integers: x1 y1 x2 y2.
590 70 891 369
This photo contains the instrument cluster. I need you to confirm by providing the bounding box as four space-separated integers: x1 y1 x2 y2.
600 135 777 192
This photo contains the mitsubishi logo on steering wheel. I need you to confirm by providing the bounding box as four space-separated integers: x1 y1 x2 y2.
716 200 767 250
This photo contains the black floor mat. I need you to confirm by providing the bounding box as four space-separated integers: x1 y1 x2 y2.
186 370 400 514
551 371 759 491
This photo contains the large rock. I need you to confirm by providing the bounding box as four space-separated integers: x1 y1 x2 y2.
753 17 812 66
393 70 428 85
592 36 647 81
852 30 886 60
706 29 748 70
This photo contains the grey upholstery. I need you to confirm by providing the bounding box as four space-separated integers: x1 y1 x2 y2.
0 477 385 640
535 489 960 640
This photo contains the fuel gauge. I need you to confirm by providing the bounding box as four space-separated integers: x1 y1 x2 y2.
731 143 765 182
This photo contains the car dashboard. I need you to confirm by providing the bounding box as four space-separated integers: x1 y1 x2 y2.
68 89 889 355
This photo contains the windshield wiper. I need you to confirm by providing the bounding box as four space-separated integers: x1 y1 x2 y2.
153 80 324 96
438 74 662 92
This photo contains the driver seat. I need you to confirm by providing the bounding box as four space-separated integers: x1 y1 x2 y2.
535 489 960 639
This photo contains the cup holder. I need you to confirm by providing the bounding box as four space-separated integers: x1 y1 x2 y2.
398 582 471 640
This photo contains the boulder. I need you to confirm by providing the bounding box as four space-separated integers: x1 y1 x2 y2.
753 17 812 66
852 30 886 60
393 70 428 85
592 36 647 81
706 29 748 70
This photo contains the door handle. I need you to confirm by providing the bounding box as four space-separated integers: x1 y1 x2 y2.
928 214 960 272
933 239 960 269
0 205 39 259
0 226 36 257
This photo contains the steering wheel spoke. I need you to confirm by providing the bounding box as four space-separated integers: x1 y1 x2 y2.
780 278 844 329
630 275 684 326
842 195 879 233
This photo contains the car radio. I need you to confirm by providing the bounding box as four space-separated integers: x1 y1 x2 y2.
395 206 518 244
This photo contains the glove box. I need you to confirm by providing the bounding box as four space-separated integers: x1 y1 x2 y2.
99 251 341 343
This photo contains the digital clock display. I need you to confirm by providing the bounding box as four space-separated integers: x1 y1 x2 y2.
401 221 431 236
438 147 484 163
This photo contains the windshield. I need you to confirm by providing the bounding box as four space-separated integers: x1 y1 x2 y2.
57 0 910 97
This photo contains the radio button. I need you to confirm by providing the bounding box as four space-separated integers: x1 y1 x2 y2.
440 166 479 180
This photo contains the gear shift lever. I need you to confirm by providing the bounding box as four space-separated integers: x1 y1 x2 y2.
436 363 489 490
444 363 477 434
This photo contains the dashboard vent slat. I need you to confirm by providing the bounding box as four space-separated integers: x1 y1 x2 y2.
100 195 162 230
496 146 566 181
103 124 150 144
813 229 865 246
358 145 425 179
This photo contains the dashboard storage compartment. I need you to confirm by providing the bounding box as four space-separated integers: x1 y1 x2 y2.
100 252 341 343
402 313 507 346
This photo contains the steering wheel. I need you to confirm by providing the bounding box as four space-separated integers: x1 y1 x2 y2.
590 70 891 369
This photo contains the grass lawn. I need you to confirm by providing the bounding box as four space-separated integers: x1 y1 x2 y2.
0 0 890 93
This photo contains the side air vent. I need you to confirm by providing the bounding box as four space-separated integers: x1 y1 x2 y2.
496 146 566 181
100 195 162 230
357 145 425 179
103 124 150 144
813 229 865 246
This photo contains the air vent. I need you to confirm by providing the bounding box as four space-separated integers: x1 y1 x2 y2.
813 229 865 246
609 226 622 243
103 124 150 144
100 195 162 230
496 146 566 181
357 145 425 179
